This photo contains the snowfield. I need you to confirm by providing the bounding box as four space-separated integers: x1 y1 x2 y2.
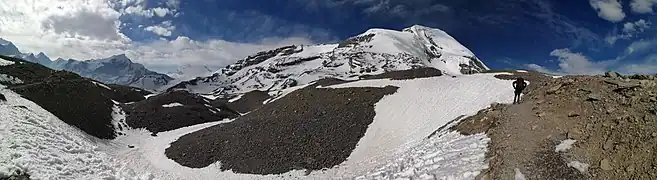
0 58 15 66
1 72 517 180
0 86 153 180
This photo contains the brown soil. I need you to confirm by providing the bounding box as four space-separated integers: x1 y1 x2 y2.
454 71 657 180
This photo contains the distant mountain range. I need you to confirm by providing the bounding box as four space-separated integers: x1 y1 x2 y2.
0 38 173 91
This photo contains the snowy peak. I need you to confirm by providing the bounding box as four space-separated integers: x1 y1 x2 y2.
170 25 490 96
339 25 488 75
103 54 133 64
0 39 21 56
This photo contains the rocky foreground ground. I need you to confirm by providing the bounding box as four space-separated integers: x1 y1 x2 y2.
455 70 657 180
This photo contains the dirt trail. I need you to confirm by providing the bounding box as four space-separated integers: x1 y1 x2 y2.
459 70 657 179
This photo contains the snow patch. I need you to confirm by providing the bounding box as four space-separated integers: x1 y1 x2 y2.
567 161 589 173
551 75 563 78
200 94 219 100
356 132 490 180
92 81 112 90
516 70 528 73
0 74 23 84
514 168 527 180
111 104 130 136
144 94 157 99
228 94 244 103
0 86 153 179
162 103 183 108
0 58 15 66
555 139 577 152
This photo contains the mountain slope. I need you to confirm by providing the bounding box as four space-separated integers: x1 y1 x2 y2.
169 25 488 97
0 55 151 139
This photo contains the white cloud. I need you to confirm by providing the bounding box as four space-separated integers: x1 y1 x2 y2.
0 0 316 76
527 48 657 75
145 26 172 36
122 5 173 18
605 19 651 45
152 7 170 17
630 0 657 13
548 48 612 75
145 21 176 37
627 39 657 54
622 19 651 33
589 0 626 22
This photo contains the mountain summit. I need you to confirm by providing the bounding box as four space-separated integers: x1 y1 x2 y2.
169 25 489 96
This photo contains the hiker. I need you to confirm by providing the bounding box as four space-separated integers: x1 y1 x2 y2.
512 77 527 104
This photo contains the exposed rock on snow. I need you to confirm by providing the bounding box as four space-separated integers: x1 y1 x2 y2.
0 74 23 85
124 90 239 133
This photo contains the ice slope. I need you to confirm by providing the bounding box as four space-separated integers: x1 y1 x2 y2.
172 25 488 96
0 86 153 179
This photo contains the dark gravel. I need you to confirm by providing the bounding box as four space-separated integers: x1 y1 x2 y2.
0 56 133 139
165 84 398 175
124 90 239 133
360 67 442 80
221 90 271 114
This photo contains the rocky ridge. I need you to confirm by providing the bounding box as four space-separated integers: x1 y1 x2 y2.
452 70 657 180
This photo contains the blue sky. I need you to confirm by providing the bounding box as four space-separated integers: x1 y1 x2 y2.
1 0 656 74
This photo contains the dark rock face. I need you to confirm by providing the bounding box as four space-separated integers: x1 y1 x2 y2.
165 84 398 175
124 90 240 133
337 33 375 48
360 67 443 80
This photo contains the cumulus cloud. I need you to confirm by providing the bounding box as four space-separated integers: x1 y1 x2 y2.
605 19 651 45
123 5 173 18
145 26 172 36
630 0 657 13
548 48 612 74
589 0 626 22
623 19 651 33
144 21 176 37
0 0 315 76
527 48 657 75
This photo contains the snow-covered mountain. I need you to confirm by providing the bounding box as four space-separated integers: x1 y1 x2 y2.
166 64 218 80
0 39 21 56
169 25 489 96
0 38 173 91
49 54 174 91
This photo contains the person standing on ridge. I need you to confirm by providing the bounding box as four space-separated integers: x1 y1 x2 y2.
512 77 527 104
